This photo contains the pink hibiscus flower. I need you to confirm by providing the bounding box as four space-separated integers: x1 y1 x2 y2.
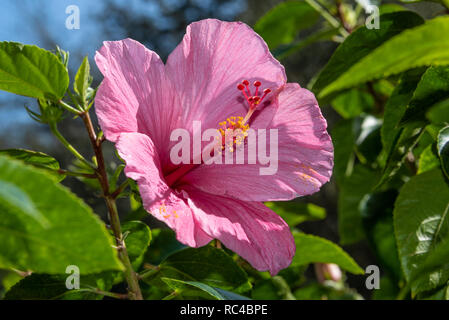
94 19 333 275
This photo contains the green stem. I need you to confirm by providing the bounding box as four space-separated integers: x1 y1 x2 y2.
66 90 83 111
272 276 296 300
111 179 130 199
105 197 143 300
304 0 349 37
138 265 161 281
59 100 82 115
396 283 411 300
57 169 97 179
49 123 95 170
162 291 179 300
79 288 128 300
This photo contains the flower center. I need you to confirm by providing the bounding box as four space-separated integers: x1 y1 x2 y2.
218 116 250 152
165 81 272 187
216 80 271 152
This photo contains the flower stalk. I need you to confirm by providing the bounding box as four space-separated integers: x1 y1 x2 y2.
49 122 95 170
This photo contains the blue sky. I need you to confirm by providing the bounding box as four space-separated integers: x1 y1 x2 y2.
0 0 107 135
0 0 245 146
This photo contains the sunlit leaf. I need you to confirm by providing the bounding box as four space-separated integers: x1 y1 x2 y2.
437 126 449 179
0 155 122 274
292 232 364 274
254 1 319 50
394 169 449 294
265 201 325 227
0 42 69 100
319 16 449 98
312 11 424 96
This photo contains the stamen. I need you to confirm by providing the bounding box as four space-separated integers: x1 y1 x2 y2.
237 83 250 101
242 79 251 96
259 88 271 104
216 116 250 153
253 81 261 97
236 80 271 111
236 79 272 125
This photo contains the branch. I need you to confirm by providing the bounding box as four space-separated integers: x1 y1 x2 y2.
80 110 143 300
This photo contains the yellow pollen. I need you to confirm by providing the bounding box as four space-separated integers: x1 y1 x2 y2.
216 116 250 152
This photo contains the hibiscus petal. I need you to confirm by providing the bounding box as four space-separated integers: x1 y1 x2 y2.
95 39 180 167
116 132 212 247
181 186 295 275
181 83 334 201
165 19 287 131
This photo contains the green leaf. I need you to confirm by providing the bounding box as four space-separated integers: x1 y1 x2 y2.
371 275 400 300
331 119 356 183
121 221 151 269
292 232 364 274
213 287 251 300
418 144 440 174
400 0 448 5
143 228 185 265
319 16 449 98
74 56 91 102
381 68 427 153
379 4 406 14
400 66 449 126
312 11 424 96
360 191 402 280
161 278 225 300
0 42 69 100
155 246 251 293
274 27 338 60
0 269 22 297
426 98 449 125
251 279 283 300
417 284 449 300
251 276 295 300
4 272 118 300
331 89 374 119
394 169 449 294
293 280 363 300
0 149 59 171
377 124 425 188
254 1 319 50
264 201 326 227
437 126 449 179
0 149 63 181
338 165 380 244
0 155 122 274
0 179 50 228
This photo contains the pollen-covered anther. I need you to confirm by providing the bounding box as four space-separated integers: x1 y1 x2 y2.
217 116 250 152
